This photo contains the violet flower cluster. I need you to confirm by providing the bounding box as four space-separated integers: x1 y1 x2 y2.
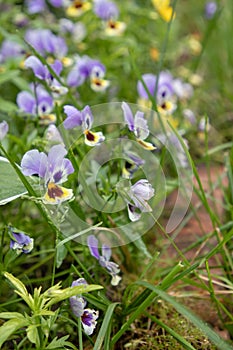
70 278 99 335
9 227 34 254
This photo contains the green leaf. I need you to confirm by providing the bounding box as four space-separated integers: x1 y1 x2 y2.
56 243 67 268
0 312 26 320
45 284 104 308
0 318 28 348
0 99 17 113
46 335 78 349
26 324 40 346
0 157 27 205
0 70 19 85
93 303 118 350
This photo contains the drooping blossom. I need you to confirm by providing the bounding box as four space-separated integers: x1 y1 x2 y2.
24 56 68 95
121 102 156 150
205 1 217 19
67 55 109 91
126 179 155 222
0 121 9 141
9 227 34 254
87 235 121 286
21 144 74 204
16 84 56 124
65 0 91 17
93 0 126 36
70 278 99 335
63 105 105 146
44 124 64 145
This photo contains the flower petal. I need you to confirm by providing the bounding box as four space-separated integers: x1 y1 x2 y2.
21 149 47 177
43 183 73 205
121 102 134 132
63 105 83 129
87 235 100 260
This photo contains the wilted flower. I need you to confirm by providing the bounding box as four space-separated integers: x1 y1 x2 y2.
126 179 155 222
205 1 217 19
121 102 156 150
21 144 74 204
63 105 105 146
17 84 55 125
87 235 121 286
0 121 9 141
24 56 67 95
9 227 34 254
70 278 99 335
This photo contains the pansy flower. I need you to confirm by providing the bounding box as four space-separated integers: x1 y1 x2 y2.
0 121 8 141
63 105 105 146
126 179 155 222
65 0 91 17
70 278 99 335
93 0 126 36
44 124 64 146
9 227 34 254
17 84 56 125
59 18 87 43
121 102 156 150
21 144 74 204
24 55 68 95
87 235 121 286
67 55 109 91
137 72 177 115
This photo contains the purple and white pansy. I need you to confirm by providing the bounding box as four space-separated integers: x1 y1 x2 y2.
70 278 99 335
63 105 105 146
9 228 34 255
127 179 155 222
121 102 156 150
21 144 74 205
87 235 121 286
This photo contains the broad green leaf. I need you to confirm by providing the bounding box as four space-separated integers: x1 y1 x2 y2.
26 324 40 346
0 312 26 320
0 318 28 348
0 157 27 205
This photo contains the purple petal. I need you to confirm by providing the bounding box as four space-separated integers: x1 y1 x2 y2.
0 121 9 141
24 56 47 80
121 102 134 131
134 111 149 140
63 105 83 129
51 60 63 76
16 91 36 114
26 0 46 13
81 308 99 335
87 235 100 260
49 0 63 7
82 105 93 130
70 296 86 317
67 68 86 87
21 149 47 177
131 179 154 201
94 0 119 20
101 244 111 261
137 73 156 99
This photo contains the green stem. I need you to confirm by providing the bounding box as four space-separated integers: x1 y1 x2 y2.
78 317 83 350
